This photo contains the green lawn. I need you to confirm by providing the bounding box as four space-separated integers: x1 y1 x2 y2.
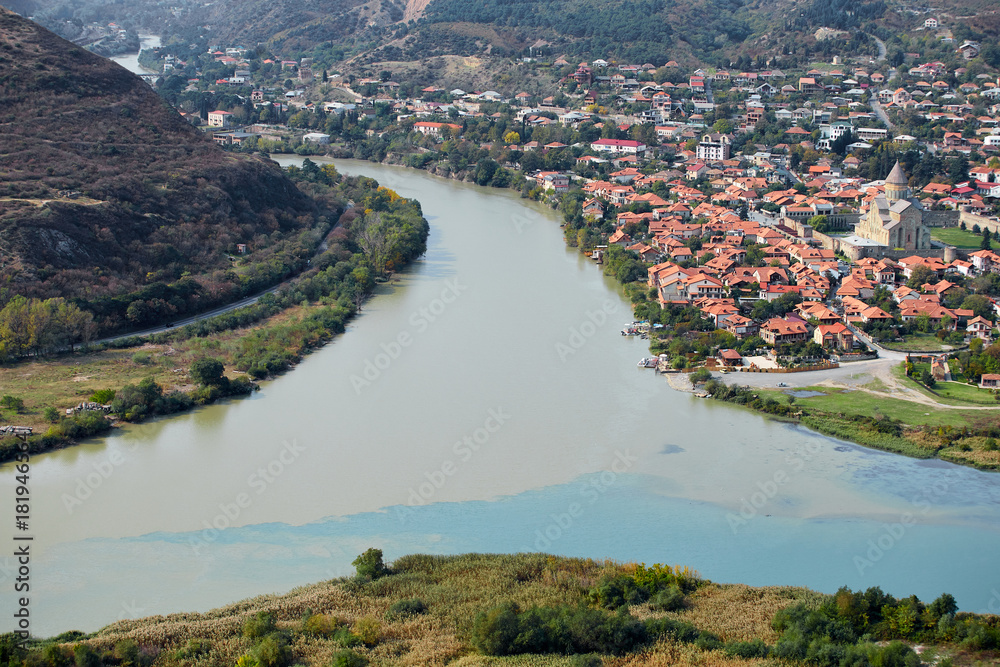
881 333 949 352
771 385 990 427
933 381 1000 405
890 363 1000 407
931 226 990 250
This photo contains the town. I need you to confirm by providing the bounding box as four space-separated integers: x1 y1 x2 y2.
125 22 1000 397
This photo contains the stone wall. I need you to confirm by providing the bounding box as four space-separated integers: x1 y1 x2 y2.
922 210 961 228
960 211 1000 234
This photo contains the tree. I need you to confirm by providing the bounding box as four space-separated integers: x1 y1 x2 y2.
190 358 227 387
353 548 387 579
353 212 399 277
983 231 993 251
808 214 829 233
503 131 520 144
1 395 25 412
920 369 936 388
906 265 935 289
962 294 993 319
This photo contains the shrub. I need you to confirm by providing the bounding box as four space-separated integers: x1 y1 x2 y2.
72 645 100 667
387 599 427 619
0 395 25 412
353 618 380 646
131 352 152 365
43 406 60 423
172 639 211 660
649 585 687 612
251 635 290 667
43 645 72 667
89 389 116 404
689 367 712 384
113 640 139 667
332 629 362 648
329 650 367 667
243 612 278 639
471 602 647 656
302 614 339 636
190 357 227 387
724 639 769 658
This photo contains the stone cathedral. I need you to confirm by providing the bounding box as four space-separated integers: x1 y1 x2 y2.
855 161 932 250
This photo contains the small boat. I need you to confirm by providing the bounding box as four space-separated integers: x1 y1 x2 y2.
637 358 658 368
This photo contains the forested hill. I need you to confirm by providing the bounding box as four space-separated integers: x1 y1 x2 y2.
365 0 895 67
188 0 409 55
0 8 330 334
418 0 760 65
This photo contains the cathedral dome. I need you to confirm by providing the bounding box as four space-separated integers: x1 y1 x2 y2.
886 161 907 186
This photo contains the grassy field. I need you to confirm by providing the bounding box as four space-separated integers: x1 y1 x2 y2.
0 306 311 434
773 386 989 427
932 381 1000 405
931 226 990 249
890 363 1000 407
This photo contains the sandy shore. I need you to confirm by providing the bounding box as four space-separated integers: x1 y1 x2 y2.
662 371 694 393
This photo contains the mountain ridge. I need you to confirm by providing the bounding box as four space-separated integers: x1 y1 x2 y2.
0 7 330 333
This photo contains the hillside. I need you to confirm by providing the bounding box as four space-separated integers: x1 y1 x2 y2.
0 8 332 334
6 553 998 667
187 0 408 55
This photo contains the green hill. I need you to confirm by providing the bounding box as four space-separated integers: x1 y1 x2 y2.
0 8 335 335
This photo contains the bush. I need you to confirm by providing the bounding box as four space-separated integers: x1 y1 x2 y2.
471 602 647 656
649 585 687 612
353 617 380 646
113 640 140 667
132 352 152 365
43 406 60 423
43 645 72 667
172 639 211 661
0 395 25 412
387 599 427 619
724 639 769 659
302 614 339 636
72 645 100 667
190 357 227 387
243 612 278 639
89 389 116 404
352 548 387 580
251 634 290 667
333 629 362 648
689 367 712 384
330 650 367 667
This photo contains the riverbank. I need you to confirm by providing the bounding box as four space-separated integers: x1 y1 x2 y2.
0 168 429 464
15 553 996 666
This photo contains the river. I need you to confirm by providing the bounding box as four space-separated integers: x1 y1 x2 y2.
108 34 161 76
2 159 999 635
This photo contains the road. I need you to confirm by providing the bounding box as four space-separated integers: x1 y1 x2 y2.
702 326 999 410
94 285 283 345
870 33 887 62
96 206 347 345
870 97 895 130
